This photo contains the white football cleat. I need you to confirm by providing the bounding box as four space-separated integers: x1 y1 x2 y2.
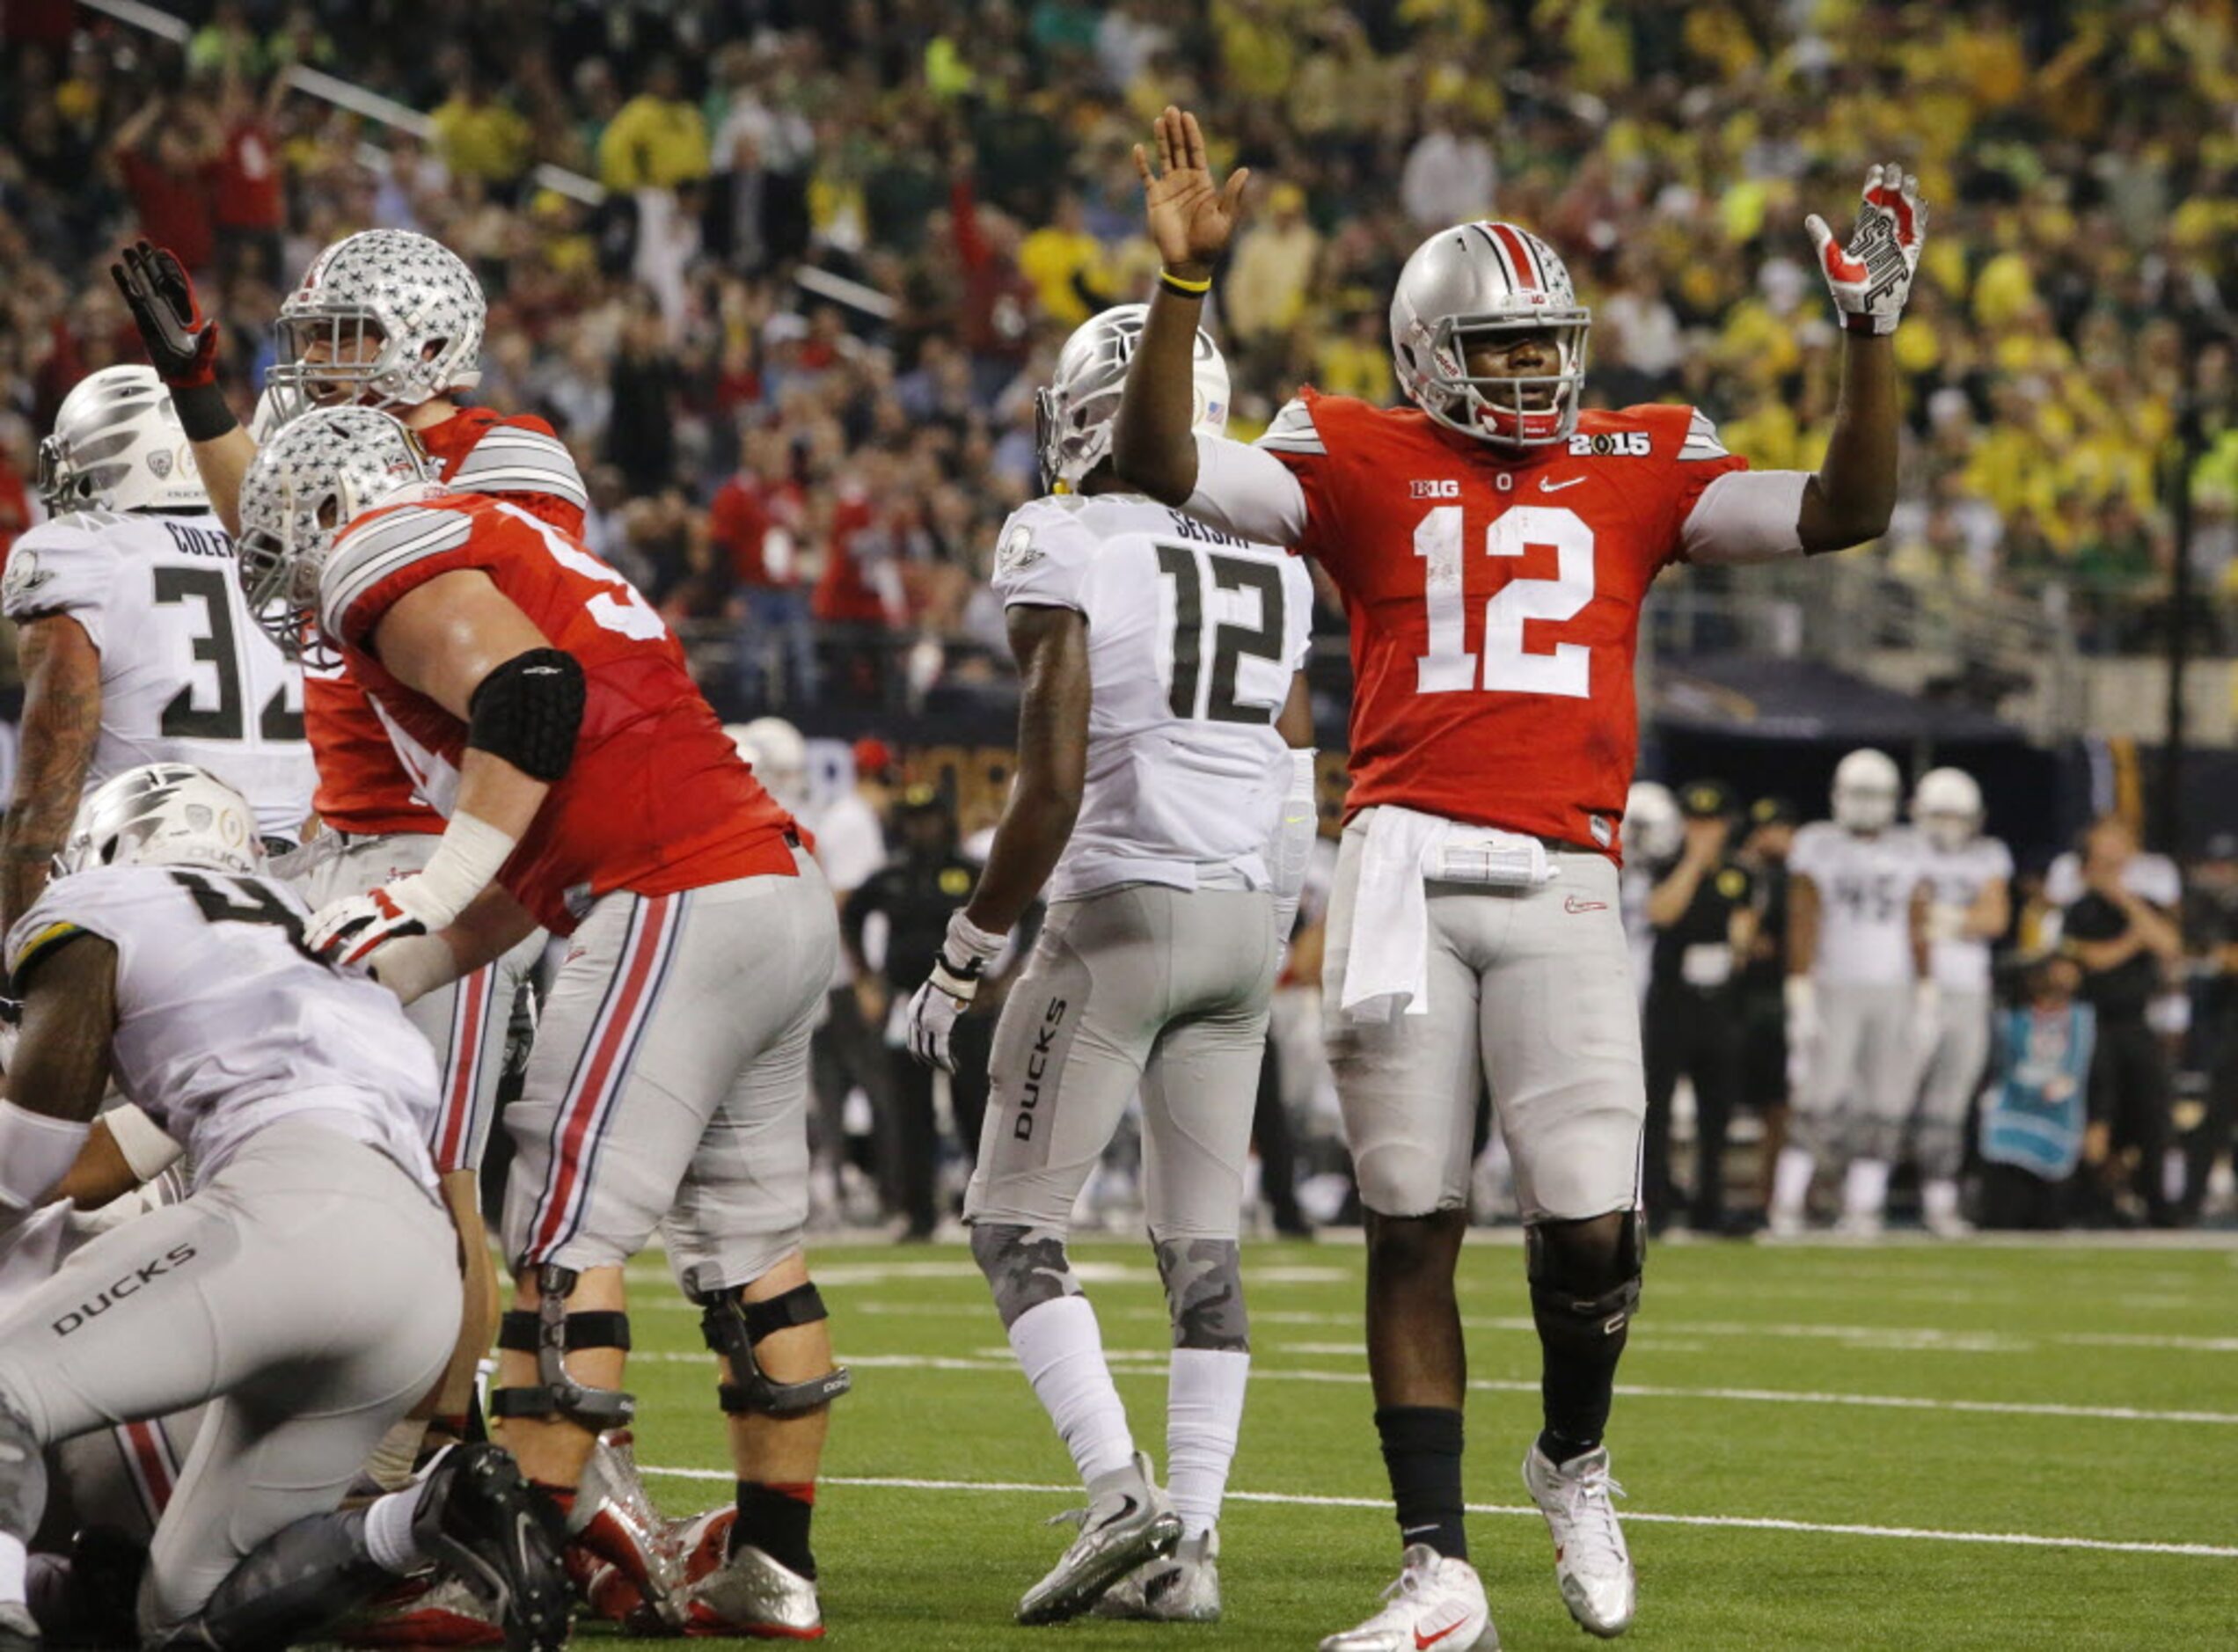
1764 1206 1808 1239
1833 1207 1884 1239
1317 1543 1497 1651
1093 1529 1221 1621
1522 1442 1635 1637
1017 1451 1181 1625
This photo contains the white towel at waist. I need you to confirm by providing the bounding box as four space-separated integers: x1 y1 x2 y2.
1339 806 1562 1025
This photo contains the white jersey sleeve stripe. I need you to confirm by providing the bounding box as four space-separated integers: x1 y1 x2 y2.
319 508 475 640
1254 398 1327 456
450 433 589 508
1678 409 1731 461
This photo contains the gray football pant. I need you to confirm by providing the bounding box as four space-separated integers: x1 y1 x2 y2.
0 1121 459 1635
965 883 1281 1240
1799 981 1917 1163
281 830 545 1173
1912 990 1993 1179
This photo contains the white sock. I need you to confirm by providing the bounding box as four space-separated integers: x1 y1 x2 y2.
1007 1296 1135 1487
1922 1178 1961 1224
362 1486 428 1574
1167 1349 1248 1541
0 1531 26 1608
1771 1145 1816 1216
1843 1157 1891 1217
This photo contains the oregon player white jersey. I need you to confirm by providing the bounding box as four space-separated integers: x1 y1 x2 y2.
1 509 313 841
1789 821 1927 984
1916 832 2013 993
6 864 438 1191
992 493 1313 901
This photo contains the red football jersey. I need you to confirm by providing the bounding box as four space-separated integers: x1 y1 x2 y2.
318 493 797 934
307 408 589 837
1264 390 1747 858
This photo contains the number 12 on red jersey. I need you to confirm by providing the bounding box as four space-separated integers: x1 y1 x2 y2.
1413 503 1594 699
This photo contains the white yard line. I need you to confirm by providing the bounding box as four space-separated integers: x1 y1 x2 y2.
627 1350 2238 1425
845 1297 2236 1356
635 1465 2238 1559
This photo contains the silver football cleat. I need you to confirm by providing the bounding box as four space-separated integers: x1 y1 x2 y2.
1093 1528 1221 1621
1522 1442 1636 1637
683 1542 823 1638
1017 1451 1181 1625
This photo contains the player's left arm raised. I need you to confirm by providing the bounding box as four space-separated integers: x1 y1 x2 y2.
309 570 583 968
1796 164 1925 552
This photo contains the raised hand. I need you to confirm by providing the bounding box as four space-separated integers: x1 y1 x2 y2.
1132 106 1251 276
110 240 221 389
1805 164 1927 336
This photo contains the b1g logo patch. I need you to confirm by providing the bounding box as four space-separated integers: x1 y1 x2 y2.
1569 432 1650 457
1409 479 1461 499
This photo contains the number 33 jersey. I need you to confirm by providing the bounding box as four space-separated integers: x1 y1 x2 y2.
1 508 313 840
1262 389 1747 857
318 493 800 934
994 493 1313 902
6 864 439 1190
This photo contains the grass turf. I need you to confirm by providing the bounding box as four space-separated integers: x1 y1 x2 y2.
603 1233 2238 1649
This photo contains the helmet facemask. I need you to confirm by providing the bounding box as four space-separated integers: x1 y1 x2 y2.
267 310 449 423
1412 311 1590 447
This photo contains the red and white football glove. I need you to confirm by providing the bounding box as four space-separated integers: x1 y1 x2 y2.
308 879 448 969
1805 163 1927 336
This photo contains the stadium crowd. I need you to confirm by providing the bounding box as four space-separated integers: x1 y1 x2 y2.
3 0 2237 713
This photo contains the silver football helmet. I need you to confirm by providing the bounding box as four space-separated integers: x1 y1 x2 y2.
1390 221 1590 447
727 716 809 813
60 763 263 877
266 230 486 421
1035 303 1230 493
1832 749 1902 834
1912 765 1983 852
35 366 208 515
237 406 440 661
1624 780 1684 864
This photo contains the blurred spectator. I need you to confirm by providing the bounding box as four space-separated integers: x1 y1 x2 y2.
604 298 681 495
108 92 218 276
2062 816 2185 1225
1226 182 1321 352
1400 107 1496 230
429 67 535 186
596 56 709 192
1017 192 1111 328
2180 832 2238 1222
711 425 818 708
1978 954 2096 1231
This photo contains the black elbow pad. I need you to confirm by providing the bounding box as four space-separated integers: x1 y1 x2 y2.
466 647 585 782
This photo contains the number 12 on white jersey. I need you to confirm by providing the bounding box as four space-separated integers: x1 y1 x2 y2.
1413 503 1595 698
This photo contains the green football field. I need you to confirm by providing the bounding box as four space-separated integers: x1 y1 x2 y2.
604 1233 2238 1650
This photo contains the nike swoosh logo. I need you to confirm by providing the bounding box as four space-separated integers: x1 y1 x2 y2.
1416 1618 1471 1648
1540 476 1586 493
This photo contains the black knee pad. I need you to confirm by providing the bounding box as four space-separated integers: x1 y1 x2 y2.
970 1223 1079 1329
488 1265 636 1429
698 1283 851 1416
1525 1209 1644 1341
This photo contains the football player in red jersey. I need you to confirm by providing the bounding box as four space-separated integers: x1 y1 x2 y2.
231 406 851 1640
111 232 579 1475
1115 108 1923 1649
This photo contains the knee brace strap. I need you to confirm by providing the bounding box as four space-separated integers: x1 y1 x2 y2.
488 1265 637 1428
1525 1210 1645 1338
697 1283 852 1416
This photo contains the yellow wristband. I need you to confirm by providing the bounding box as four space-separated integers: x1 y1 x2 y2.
1159 268 1213 296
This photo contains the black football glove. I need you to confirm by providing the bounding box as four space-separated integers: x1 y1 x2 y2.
110 239 221 389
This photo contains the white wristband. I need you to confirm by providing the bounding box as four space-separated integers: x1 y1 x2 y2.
413 811 519 931
0 1098 92 1210
103 1101 183 1181
942 909 1006 969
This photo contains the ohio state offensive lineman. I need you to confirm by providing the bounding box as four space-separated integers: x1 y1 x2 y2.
233 406 849 1638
